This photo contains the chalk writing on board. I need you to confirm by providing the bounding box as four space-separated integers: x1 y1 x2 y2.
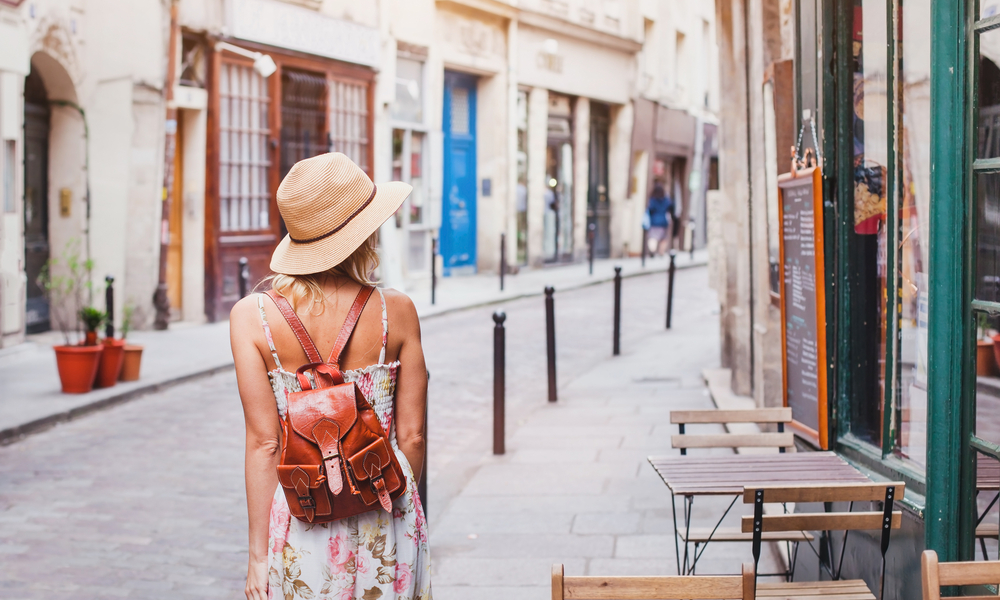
780 174 821 432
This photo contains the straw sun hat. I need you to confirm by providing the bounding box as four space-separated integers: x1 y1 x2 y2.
269 152 412 275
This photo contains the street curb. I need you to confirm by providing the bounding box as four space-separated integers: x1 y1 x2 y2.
0 362 235 445
418 257 707 321
1 260 707 446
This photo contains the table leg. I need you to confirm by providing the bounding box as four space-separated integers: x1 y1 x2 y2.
670 491 682 575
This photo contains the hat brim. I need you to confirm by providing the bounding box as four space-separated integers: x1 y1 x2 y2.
269 181 413 276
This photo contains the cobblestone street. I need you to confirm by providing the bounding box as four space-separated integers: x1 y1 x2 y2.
0 267 769 598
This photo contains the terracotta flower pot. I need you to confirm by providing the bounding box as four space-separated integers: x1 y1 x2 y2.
992 334 1000 376
119 345 143 382
54 344 104 394
84 331 99 346
978 340 998 377
94 338 126 388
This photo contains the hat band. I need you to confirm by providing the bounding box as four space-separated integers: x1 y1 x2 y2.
288 184 378 245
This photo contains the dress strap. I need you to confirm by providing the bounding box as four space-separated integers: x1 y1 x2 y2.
256 293 284 371
377 288 388 365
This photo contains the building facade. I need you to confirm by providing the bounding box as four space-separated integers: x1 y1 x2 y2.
712 0 1000 592
0 0 169 347
0 0 721 341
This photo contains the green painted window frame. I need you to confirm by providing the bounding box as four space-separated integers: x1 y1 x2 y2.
817 0 975 561
822 0 927 499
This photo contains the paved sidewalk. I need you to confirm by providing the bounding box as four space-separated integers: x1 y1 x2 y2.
0 251 704 443
428 267 782 599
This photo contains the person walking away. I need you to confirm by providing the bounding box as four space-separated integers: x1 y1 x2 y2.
646 183 674 256
230 152 431 600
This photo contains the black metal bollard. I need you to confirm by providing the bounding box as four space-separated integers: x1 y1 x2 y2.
500 233 506 292
588 223 596 275
613 267 622 356
431 237 437 306
238 256 250 298
493 311 506 455
666 250 677 329
105 275 115 338
641 229 648 267
545 286 557 402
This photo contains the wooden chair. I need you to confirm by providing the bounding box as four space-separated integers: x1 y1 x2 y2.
671 408 795 455
742 482 905 600
551 563 756 600
922 549 1000 600
670 407 806 576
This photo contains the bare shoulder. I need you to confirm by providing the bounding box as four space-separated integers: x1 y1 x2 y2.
380 288 420 334
230 294 263 342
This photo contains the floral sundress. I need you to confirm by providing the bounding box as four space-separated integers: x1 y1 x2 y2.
256 290 431 600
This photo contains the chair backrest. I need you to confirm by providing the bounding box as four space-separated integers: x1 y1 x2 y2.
670 408 794 454
742 482 905 600
922 550 1000 600
551 563 756 600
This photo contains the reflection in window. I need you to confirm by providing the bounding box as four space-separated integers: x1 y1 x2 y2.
849 0 889 445
392 58 423 124
894 0 932 469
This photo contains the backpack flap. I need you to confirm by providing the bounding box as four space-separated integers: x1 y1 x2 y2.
276 465 332 522
348 437 403 512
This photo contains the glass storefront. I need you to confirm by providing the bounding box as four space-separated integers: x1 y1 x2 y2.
544 93 574 262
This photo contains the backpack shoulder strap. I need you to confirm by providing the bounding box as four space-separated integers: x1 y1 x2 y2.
265 290 323 364
327 286 375 368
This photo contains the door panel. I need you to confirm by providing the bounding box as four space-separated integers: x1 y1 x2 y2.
588 104 611 258
24 69 50 333
167 112 184 315
441 72 477 273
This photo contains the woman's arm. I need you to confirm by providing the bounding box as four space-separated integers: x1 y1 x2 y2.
230 296 282 600
387 293 428 483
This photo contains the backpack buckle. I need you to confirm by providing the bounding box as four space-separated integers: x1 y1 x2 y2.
298 494 316 509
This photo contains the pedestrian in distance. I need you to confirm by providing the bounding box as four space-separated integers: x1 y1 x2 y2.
230 153 431 600
646 182 674 257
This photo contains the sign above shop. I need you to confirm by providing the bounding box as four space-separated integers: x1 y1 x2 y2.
777 166 828 449
230 0 379 68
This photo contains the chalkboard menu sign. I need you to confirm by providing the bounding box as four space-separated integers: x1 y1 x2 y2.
778 167 828 449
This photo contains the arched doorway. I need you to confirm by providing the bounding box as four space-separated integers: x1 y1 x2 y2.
23 67 50 333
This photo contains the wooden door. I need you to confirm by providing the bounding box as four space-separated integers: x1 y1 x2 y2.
167 112 184 316
206 55 279 321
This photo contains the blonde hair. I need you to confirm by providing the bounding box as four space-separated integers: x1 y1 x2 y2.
263 232 380 314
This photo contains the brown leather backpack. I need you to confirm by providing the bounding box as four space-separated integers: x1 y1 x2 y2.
266 287 405 524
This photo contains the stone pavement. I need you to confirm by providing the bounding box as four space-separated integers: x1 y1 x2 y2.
427 267 782 599
0 266 782 598
0 250 704 444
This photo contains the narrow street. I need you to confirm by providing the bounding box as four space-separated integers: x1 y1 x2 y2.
0 267 769 598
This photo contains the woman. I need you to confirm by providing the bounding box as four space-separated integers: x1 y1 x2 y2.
646 183 674 257
230 153 431 600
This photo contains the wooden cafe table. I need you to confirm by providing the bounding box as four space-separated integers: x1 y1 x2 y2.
647 451 871 575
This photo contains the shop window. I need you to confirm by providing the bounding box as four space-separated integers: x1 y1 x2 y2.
219 62 271 232
516 90 529 265
392 57 423 124
329 79 370 173
389 53 430 277
844 0 889 447
892 0 933 469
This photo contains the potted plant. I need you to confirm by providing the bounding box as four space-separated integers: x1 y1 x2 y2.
38 242 105 394
94 287 127 387
977 313 998 377
118 303 144 382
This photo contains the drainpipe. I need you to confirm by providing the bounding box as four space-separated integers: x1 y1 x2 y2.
153 0 180 330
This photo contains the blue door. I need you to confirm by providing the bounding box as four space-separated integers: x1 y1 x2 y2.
441 71 477 274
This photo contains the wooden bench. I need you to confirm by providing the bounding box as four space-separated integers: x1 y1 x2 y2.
743 482 906 600
670 408 794 455
922 549 1000 600
551 563 755 600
